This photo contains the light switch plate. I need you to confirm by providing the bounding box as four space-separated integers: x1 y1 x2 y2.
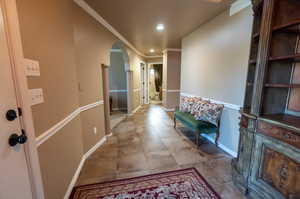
24 59 40 76
29 88 44 106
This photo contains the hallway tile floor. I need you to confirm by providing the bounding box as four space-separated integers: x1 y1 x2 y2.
76 105 246 199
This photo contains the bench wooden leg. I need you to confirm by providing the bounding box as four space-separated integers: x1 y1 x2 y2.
173 117 177 129
215 129 220 147
195 130 200 147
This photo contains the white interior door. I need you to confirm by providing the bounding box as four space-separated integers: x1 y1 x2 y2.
0 2 33 198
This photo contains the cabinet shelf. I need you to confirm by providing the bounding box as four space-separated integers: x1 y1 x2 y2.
261 114 300 130
273 19 300 32
269 54 300 62
265 83 300 88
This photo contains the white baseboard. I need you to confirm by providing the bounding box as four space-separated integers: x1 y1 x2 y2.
128 105 141 116
201 134 237 158
63 157 85 199
112 107 127 111
64 135 108 199
83 136 107 159
163 107 175 112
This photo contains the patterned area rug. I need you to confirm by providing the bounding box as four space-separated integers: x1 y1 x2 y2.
70 168 221 199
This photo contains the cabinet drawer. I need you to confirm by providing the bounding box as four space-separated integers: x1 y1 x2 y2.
258 121 300 149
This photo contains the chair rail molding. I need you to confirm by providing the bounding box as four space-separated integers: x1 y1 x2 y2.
109 90 128 93
180 92 241 111
36 100 104 147
167 90 181 93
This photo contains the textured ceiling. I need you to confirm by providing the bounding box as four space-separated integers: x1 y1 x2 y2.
85 0 233 56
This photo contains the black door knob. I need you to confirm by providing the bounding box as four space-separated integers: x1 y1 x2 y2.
6 109 17 121
8 131 28 147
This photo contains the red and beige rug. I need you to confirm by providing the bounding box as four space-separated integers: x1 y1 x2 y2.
70 168 221 199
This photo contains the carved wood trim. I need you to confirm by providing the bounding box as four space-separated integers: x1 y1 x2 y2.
261 148 300 198
240 116 249 128
258 121 300 149
251 0 274 115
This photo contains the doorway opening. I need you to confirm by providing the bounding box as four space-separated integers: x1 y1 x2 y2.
109 43 129 129
149 64 163 104
140 63 147 105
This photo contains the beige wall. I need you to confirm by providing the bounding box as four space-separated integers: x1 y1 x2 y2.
16 0 84 198
16 0 144 198
37 117 83 199
128 49 145 110
162 51 181 109
73 3 117 153
146 57 163 63
181 7 253 154
17 0 80 137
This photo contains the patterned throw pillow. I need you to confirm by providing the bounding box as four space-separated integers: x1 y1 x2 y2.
193 102 224 127
190 99 210 115
180 96 201 113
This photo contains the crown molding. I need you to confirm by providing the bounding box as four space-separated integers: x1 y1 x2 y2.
230 0 251 16
74 0 163 59
162 48 182 54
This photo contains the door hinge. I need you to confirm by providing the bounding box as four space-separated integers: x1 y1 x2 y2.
18 107 22 117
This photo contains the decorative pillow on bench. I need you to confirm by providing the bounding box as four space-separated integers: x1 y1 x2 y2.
193 101 224 127
180 96 202 113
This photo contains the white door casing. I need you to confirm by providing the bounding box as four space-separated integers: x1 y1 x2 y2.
0 1 33 198
0 0 44 198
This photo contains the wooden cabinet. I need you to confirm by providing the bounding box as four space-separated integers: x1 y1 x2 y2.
232 0 300 198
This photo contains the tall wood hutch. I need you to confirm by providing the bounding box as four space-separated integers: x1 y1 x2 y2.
232 0 300 198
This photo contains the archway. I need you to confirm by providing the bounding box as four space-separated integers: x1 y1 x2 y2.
109 42 130 129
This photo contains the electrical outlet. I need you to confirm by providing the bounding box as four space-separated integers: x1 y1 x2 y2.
24 59 40 76
93 127 97 134
29 88 44 106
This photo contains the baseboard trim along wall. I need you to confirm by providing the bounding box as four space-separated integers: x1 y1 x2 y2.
36 101 104 147
128 105 141 116
201 134 238 157
112 108 127 111
64 135 108 199
180 92 241 111
163 107 176 112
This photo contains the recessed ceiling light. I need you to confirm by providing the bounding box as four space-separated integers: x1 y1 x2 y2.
156 24 165 31
150 49 155 53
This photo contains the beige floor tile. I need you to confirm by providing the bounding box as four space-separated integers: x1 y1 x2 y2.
75 104 243 199
117 153 149 173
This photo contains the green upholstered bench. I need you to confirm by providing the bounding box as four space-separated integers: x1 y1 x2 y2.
174 110 220 147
